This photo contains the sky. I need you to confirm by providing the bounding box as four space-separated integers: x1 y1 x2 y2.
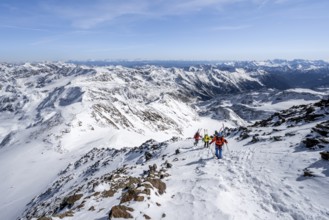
0 0 328 62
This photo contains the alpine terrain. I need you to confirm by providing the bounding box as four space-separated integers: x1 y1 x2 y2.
0 59 329 220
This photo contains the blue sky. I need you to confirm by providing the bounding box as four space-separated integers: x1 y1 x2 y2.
0 0 328 62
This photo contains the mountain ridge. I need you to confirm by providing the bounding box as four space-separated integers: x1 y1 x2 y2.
18 99 329 220
1 60 329 220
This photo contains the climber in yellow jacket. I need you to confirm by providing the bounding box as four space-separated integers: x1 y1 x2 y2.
203 133 211 148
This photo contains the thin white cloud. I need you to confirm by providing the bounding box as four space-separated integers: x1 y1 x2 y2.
42 1 150 29
168 0 233 13
86 43 154 53
29 31 93 46
212 25 252 31
0 3 18 11
35 0 326 30
274 0 289 4
0 24 49 32
41 0 244 29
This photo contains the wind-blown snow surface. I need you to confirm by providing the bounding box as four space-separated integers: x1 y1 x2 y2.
16 99 329 220
0 117 226 220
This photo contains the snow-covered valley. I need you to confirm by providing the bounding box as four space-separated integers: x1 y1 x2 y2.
0 60 329 220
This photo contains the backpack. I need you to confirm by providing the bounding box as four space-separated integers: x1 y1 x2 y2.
215 136 225 146
194 132 199 139
203 134 210 142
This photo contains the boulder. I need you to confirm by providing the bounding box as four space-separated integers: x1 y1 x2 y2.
271 136 282 142
146 178 166 195
145 152 153 161
303 138 320 148
303 169 315 177
320 151 329 160
102 189 116 198
166 162 173 169
59 194 83 210
120 187 145 203
109 205 134 219
149 164 157 172
240 132 249 140
143 214 151 219
37 217 52 220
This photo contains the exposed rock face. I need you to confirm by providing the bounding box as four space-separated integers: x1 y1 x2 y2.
301 120 329 149
320 151 329 160
166 162 173 169
18 139 170 220
120 188 145 203
146 178 166 195
37 217 52 220
252 99 329 128
303 138 321 148
145 152 153 161
59 194 83 210
303 168 315 177
0 132 14 148
228 99 329 149
109 205 134 219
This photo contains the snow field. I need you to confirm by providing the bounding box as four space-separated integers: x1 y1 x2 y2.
7 115 329 220
144 123 329 220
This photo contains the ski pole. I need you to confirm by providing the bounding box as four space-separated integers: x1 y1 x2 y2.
209 143 215 157
225 143 230 152
209 146 215 158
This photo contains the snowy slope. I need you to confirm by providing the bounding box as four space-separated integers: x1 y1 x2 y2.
1 61 329 220
1 61 328 150
17 99 329 220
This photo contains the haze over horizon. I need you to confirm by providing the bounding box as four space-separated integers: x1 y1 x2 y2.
1 0 328 62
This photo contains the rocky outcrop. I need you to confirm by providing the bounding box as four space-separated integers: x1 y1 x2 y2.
320 151 329 160
109 205 134 219
59 194 83 210
252 99 329 128
226 99 329 152
18 139 170 220
301 120 329 149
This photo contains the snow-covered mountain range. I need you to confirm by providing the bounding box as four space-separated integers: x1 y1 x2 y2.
1 60 328 148
0 59 329 220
